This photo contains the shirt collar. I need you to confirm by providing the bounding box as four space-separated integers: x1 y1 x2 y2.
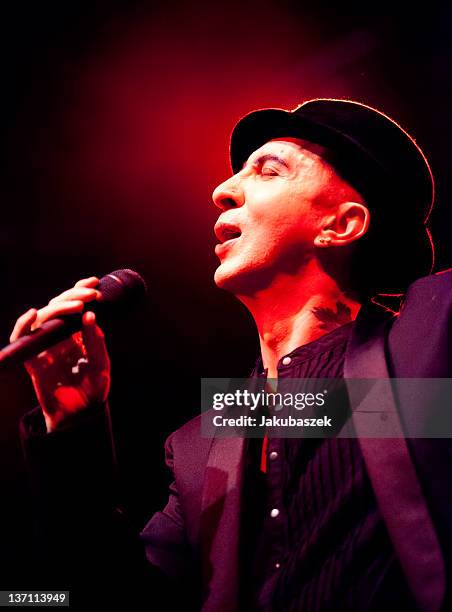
251 321 355 378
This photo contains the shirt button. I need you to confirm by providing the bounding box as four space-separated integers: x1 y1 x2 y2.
269 451 279 461
270 508 280 518
282 356 292 366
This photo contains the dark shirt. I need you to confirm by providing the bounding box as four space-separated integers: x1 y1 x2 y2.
240 322 416 611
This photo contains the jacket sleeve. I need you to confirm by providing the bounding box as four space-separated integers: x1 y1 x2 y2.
140 431 198 581
20 404 199 609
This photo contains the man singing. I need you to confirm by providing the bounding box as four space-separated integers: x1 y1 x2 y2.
13 99 450 611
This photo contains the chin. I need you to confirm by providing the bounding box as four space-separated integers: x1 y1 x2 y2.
214 260 272 295
214 264 239 291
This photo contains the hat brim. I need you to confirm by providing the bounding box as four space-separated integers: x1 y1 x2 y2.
230 108 348 174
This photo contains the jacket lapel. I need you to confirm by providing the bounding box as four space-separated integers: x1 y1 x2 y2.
200 434 246 612
344 303 445 612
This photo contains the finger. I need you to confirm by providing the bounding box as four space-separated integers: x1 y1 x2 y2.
10 308 38 342
32 300 85 329
81 312 110 372
74 277 99 289
49 287 101 306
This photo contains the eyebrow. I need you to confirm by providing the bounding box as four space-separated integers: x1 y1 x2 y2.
246 153 290 170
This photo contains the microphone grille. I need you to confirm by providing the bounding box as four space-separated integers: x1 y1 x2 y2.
98 269 147 309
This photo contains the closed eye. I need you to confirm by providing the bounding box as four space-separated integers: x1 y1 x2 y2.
250 154 289 178
260 164 279 176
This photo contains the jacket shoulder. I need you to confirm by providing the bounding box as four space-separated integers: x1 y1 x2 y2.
169 413 211 452
389 270 452 377
165 413 214 487
404 268 452 297
397 269 452 321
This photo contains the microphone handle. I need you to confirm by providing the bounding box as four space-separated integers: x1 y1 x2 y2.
0 315 82 368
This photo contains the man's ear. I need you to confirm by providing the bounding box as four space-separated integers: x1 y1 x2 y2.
314 202 370 247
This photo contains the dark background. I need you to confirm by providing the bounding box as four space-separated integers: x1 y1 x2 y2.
1 0 451 592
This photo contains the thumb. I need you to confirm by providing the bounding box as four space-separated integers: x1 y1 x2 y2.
81 311 110 372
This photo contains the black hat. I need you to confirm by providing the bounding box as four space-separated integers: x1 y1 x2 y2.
229 98 434 295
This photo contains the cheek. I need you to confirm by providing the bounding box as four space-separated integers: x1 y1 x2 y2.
237 218 313 271
248 196 316 246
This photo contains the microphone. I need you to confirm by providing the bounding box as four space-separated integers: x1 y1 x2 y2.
0 269 147 368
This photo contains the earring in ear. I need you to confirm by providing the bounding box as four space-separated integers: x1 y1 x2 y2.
319 237 331 245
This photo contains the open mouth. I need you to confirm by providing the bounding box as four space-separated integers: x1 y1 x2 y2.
215 222 242 244
214 222 242 257
221 228 241 243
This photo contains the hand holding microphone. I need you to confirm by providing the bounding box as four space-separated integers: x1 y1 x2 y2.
9 269 146 433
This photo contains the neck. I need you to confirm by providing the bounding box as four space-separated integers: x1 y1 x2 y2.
237 259 361 379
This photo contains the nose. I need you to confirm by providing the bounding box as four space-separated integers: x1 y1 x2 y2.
212 174 245 211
